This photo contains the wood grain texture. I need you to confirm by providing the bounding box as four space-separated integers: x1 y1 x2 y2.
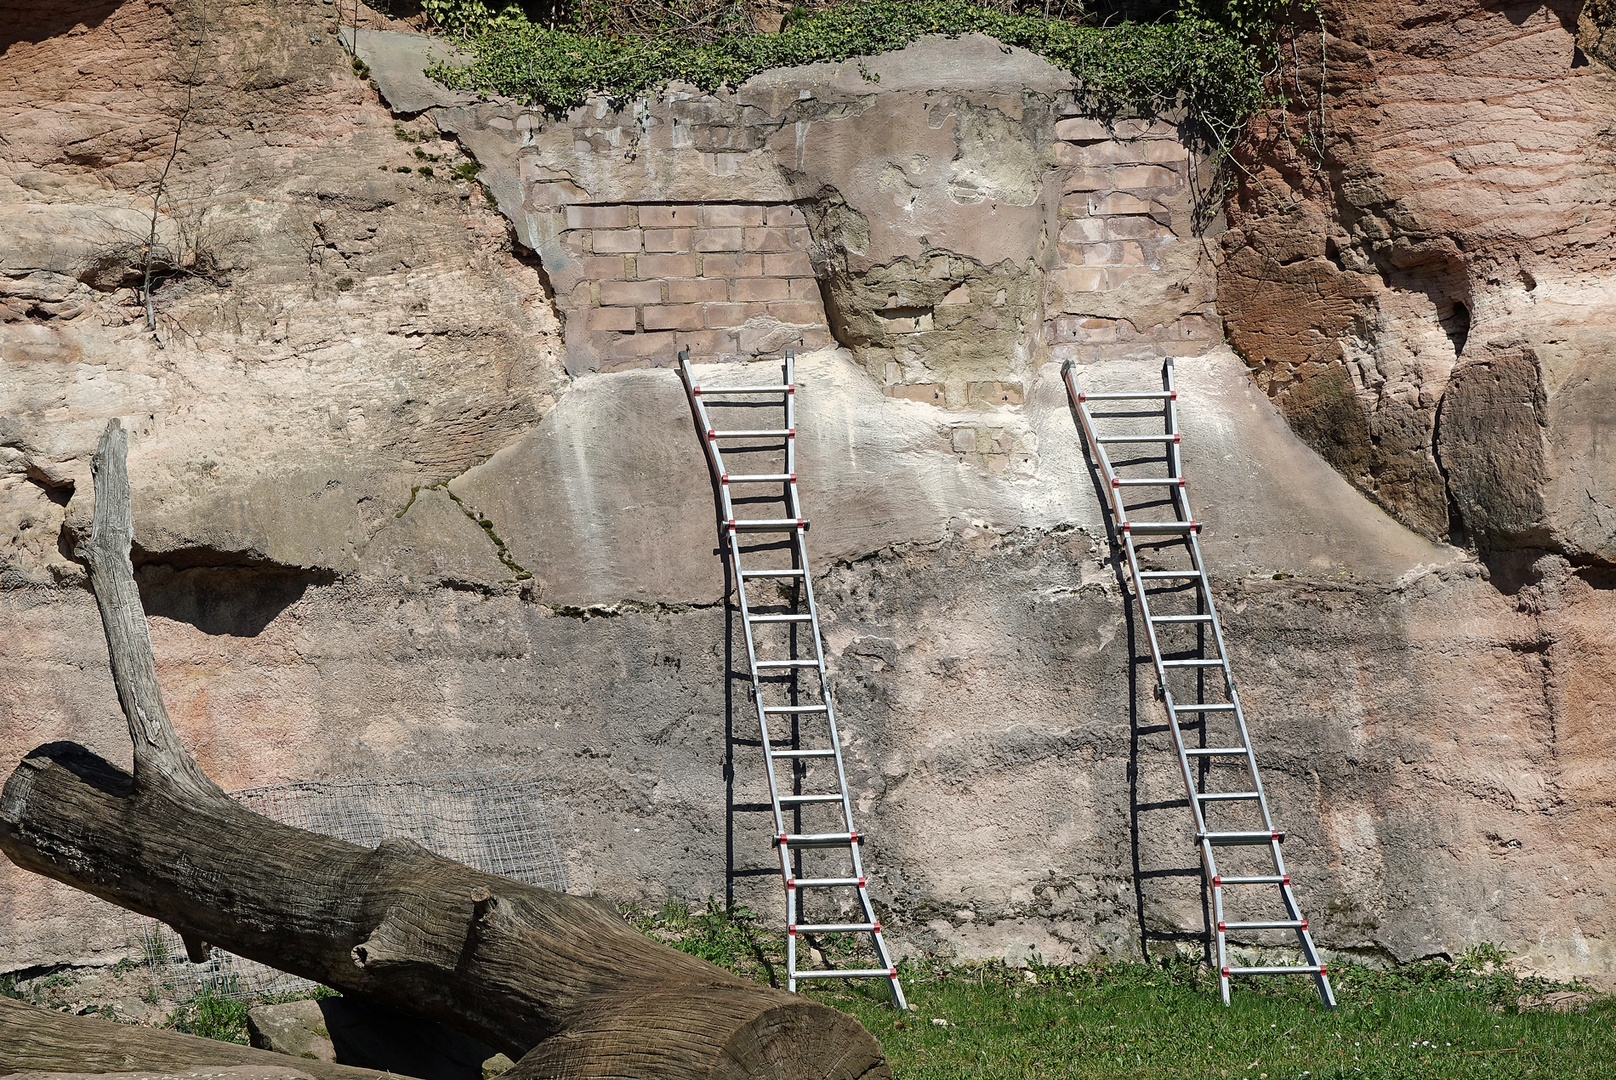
0 421 891 1080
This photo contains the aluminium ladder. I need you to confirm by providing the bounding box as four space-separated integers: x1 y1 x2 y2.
1064 357 1336 1008
677 347 907 1009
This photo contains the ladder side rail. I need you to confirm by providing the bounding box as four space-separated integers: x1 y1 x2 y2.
1062 366 1128 520
1184 530 1276 833
678 349 730 497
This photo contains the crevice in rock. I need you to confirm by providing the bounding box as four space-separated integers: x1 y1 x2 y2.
129 547 336 637
440 486 533 582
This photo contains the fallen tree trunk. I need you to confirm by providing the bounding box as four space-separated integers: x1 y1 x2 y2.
0 997 390 1080
0 421 890 1080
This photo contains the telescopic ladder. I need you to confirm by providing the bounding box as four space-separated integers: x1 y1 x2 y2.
677 347 907 1009
1064 357 1335 1009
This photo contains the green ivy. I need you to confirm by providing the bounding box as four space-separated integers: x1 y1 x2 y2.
427 0 1275 146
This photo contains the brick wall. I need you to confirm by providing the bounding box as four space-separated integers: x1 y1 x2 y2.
1044 117 1220 365
557 202 832 371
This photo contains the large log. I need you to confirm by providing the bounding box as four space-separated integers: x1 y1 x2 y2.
0 421 890 1080
0 997 389 1080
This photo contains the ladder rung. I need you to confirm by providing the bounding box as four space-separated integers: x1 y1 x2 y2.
1161 659 1224 668
755 659 819 669
1112 477 1186 487
1199 829 1285 845
778 831 860 848
1173 703 1236 712
1150 614 1213 623
1137 570 1202 579
1096 434 1181 444
1198 791 1261 802
1185 747 1249 757
792 922 878 934
694 384 792 395
1122 520 1200 534
791 968 896 980
1222 964 1326 977
723 473 795 484
729 517 808 532
777 793 843 805
1077 391 1177 401
788 876 864 889
708 428 794 439
761 705 827 715
1213 874 1290 886
1219 919 1306 931
741 568 805 579
770 748 837 759
749 614 812 623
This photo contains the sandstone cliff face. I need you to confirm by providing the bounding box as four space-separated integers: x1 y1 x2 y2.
1 0 1612 987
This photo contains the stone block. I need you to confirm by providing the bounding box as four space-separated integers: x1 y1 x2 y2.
703 252 763 278
1055 117 1111 142
247 999 334 1063
704 204 766 227
1134 140 1187 163
1058 141 1139 167
1082 241 1146 266
668 277 728 303
940 285 971 305
560 231 585 255
1103 216 1172 241
642 228 692 252
1112 118 1176 139
1052 316 1117 344
1090 193 1153 215
635 254 699 279
1106 265 1149 289
1114 164 1180 189
589 306 637 331
765 204 808 226
788 277 820 300
732 277 790 302
583 256 627 281
764 250 813 277
1063 167 1112 193
600 279 661 306
1164 313 1218 340
1049 266 1107 293
968 381 1025 406
1059 218 1105 243
951 426 978 453
694 227 744 251
677 328 739 353
566 204 632 229
743 227 792 252
767 300 824 324
885 383 945 403
604 330 677 359
704 302 768 327
642 304 705 331
639 205 693 228
591 228 642 254
799 326 834 348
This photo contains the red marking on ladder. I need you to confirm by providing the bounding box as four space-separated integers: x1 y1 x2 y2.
1111 478 1120 488
789 473 797 482
1300 919 1308 930
1319 964 1328 975
720 475 729 485
1217 921 1226 931
1077 392 1087 402
726 519 737 529
796 518 807 528
787 428 796 438
888 967 898 977
788 924 797 936
1173 433 1182 444
1212 876 1221 887
858 876 866 888
873 921 882 933
1271 829 1281 841
787 384 796 395
785 878 795 890
692 386 703 396
706 429 717 440
1177 478 1187 488
1220 966 1231 977
1169 391 1178 401
1282 874 1291 884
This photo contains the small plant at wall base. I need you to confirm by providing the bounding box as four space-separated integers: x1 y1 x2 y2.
423 0 1320 155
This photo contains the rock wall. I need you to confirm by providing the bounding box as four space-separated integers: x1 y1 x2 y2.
1 0 1612 987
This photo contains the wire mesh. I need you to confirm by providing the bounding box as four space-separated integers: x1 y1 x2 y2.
130 768 575 1006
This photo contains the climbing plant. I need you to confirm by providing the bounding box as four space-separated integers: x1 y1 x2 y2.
424 0 1321 162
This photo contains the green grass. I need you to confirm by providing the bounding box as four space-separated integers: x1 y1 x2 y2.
630 902 1616 1080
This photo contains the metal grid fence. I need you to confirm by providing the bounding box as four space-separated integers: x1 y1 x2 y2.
131 768 575 1005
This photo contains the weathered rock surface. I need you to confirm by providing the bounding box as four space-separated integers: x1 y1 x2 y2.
0 0 1612 994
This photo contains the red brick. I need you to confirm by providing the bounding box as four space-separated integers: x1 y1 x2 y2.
789 227 811 248
1082 242 1146 266
589 306 637 331
600 279 662 306
1090 193 1153 215
788 277 820 301
1063 167 1112 193
704 302 768 327
583 256 628 280
669 278 728 303
1055 117 1110 142
560 231 585 255
639 205 693 228
1049 266 1107 293
635 254 699 279
677 328 739 354
744 228 791 252
694 227 744 251
799 326 834 348
1107 266 1149 288
592 228 642 254
1104 216 1172 241
764 251 814 277
703 203 766 227
702 253 763 277
731 277 790 302
642 304 706 331
765 204 807 227
767 301 824 324
642 228 692 252
885 383 945 403
566 204 633 229
1059 218 1105 243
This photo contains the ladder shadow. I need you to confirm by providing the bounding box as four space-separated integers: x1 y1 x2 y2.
1063 363 1213 966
